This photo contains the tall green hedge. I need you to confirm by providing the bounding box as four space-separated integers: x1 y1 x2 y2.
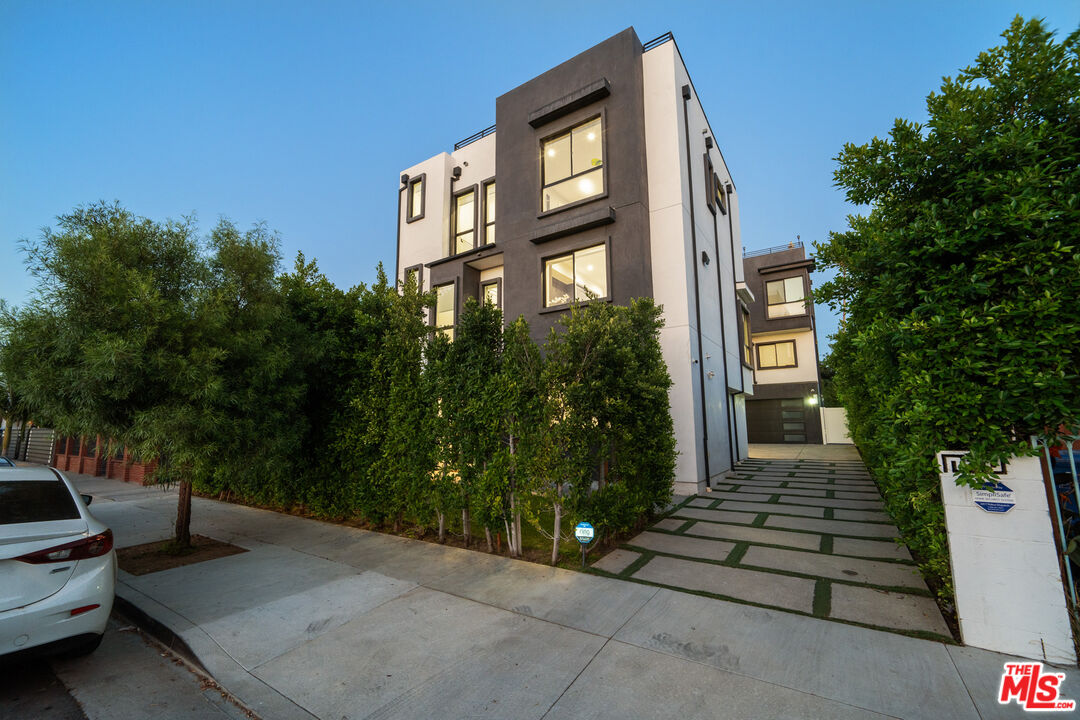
814 17 1080 597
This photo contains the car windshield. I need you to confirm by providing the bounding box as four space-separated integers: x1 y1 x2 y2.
0 481 81 524
0 457 14 467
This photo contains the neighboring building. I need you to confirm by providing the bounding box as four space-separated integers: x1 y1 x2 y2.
395 28 754 496
742 241 823 444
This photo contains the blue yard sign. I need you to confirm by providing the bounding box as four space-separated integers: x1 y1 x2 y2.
575 521 595 544
973 481 1016 514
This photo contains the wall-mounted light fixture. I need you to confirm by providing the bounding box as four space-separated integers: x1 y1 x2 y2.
701 251 710 266
452 166 462 181
400 173 410 186
705 136 714 149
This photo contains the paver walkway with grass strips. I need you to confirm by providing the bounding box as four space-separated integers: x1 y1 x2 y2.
592 456 951 639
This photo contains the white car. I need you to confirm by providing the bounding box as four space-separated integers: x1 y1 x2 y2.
0 465 116 657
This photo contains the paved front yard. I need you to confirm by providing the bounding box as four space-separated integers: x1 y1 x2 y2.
593 450 951 639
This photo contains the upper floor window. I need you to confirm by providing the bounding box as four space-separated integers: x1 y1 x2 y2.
714 173 727 215
541 116 604 212
452 189 476 255
766 276 806 318
406 176 425 222
741 309 752 365
404 264 422 290
757 340 797 369
544 244 608 307
482 181 495 245
435 283 456 340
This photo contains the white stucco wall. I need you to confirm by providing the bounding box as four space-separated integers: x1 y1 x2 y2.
939 451 1076 665
643 41 746 494
751 329 818 385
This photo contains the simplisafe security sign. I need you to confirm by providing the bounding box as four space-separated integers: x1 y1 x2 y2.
973 481 1016 514
575 521 595 544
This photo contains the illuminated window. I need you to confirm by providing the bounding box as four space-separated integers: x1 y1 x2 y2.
481 280 500 309
766 277 806 318
757 340 797 369
741 309 752 365
482 181 495 245
541 117 604 212
452 189 476 255
406 176 424 222
544 245 607 307
435 283 455 340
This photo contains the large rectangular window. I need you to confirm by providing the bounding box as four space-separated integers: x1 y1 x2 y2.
406 176 425 222
435 283 456 340
482 181 495 245
541 117 604 212
544 244 608 307
452 189 476 255
757 340 797 369
766 276 806 318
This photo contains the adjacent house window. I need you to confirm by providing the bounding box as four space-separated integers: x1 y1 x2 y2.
404 264 423 290
757 340 797 369
544 244 607 307
452 188 476 255
482 181 495 245
741 309 752 365
766 276 806 318
435 283 456 340
714 173 727 215
541 116 604 212
406 176 425 222
481 279 500 309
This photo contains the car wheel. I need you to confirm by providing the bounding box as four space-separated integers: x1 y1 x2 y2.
64 634 103 658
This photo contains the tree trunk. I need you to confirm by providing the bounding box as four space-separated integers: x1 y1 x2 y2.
485 526 493 553
437 510 446 542
1 417 11 457
551 501 562 565
515 511 522 559
462 507 471 547
175 480 192 547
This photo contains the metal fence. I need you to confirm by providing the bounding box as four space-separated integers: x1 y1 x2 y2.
1039 431 1080 643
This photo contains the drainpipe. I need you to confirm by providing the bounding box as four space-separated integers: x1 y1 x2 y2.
396 174 408 284
682 84 710 488
726 183 743 460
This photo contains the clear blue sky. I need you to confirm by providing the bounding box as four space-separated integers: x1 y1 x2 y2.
2 1 1077 355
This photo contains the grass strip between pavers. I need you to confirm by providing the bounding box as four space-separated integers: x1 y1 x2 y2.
819 535 834 554
813 578 832 617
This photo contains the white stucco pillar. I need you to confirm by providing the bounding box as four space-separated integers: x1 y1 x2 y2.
938 450 1076 665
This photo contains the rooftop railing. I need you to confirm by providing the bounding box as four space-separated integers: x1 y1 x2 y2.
642 32 674 51
454 124 496 151
743 241 804 258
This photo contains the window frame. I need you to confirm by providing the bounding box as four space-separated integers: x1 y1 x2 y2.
765 275 808 319
403 263 424 291
740 305 753 367
433 280 458 340
538 113 608 218
540 240 612 311
756 339 798 370
480 178 496 246
450 185 479 256
480 277 502 311
406 174 426 223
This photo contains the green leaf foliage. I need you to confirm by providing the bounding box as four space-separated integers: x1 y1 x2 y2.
814 17 1080 597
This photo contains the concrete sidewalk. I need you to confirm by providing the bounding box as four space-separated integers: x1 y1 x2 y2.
69 472 1076 719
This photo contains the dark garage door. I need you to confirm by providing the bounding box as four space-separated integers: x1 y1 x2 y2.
747 398 821 444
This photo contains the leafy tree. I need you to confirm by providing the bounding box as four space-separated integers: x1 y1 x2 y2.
814 17 1080 593
525 298 675 564
0 202 216 546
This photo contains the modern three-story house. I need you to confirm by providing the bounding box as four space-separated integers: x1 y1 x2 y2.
395 28 753 496
743 241 824 444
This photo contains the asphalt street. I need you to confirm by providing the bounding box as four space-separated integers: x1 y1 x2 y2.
0 613 251 720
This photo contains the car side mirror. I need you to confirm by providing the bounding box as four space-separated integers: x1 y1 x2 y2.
81 494 93 506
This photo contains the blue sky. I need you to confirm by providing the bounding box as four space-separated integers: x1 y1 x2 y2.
2 1 1077 355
